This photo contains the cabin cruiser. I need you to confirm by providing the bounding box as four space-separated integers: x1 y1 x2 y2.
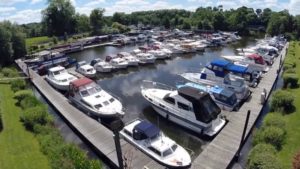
221 54 269 72
238 50 274 66
135 53 156 64
90 58 113 73
120 119 191 168
68 78 124 118
206 59 261 87
105 56 129 69
148 49 170 59
46 66 77 91
117 52 139 66
180 44 197 53
180 69 251 101
75 61 96 78
141 80 226 137
176 82 240 111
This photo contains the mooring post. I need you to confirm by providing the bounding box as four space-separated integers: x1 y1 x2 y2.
111 119 125 169
235 110 251 161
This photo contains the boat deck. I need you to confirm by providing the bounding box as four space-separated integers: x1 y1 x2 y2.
15 60 164 169
192 43 287 169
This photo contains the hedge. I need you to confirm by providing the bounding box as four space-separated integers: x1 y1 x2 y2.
11 79 26 92
20 95 43 109
0 108 2 132
283 73 299 88
14 90 33 104
262 113 286 131
247 152 283 169
247 143 277 164
253 126 285 150
270 90 295 113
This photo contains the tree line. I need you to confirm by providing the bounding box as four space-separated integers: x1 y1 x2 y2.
1 0 300 66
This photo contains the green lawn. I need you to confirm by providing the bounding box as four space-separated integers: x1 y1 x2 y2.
25 36 51 51
0 84 51 169
277 41 300 168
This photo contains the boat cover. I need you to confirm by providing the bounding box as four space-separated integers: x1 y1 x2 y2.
134 120 160 138
178 86 221 123
70 78 93 88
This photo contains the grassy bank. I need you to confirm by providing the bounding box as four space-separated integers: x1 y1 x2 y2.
0 84 51 169
277 41 300 168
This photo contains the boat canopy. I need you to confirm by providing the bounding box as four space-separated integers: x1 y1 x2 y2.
178 86 221 123
70 77 93 88
226 64 247 74
133 120 160 139
210 59 230 67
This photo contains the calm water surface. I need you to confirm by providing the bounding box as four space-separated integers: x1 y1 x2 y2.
68 37 258 158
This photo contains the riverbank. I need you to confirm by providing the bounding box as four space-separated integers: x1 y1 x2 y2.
277 41 300 168
0 84 51 169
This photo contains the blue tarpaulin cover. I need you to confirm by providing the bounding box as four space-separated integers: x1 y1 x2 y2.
134 120 160 138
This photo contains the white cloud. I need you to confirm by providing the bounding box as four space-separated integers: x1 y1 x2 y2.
0 7 16 13
30 0 42 4
288 0 300 15
84 0 105 7
0 9 42 24
0 0 26 6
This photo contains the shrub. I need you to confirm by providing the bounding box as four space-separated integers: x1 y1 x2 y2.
262 113 286 131
283 73 299 88
270 90 294 113
247 152 282 169
20 105 53 131
0 109 2 132
1 67 18 77
11 79 26 92
247 143 277 164
285 68 296 73
253 126 285 150
20 95 43 109
14 90 33 103
293 150 300 169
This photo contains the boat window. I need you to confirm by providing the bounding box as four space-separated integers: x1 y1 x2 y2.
162 148 173 157
80 90 89 97
149 146 161 156
177 102 191 111
94 104 102 109
202 96 221 119
124 129 132 137
133 129 147 140
109 98 115 103
163 94 175 105
103 101 109 106
53 71 60 75
171 144 178 151
87 68 93 72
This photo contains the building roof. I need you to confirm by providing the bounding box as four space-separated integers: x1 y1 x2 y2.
70 77 93 88
134 120 160 138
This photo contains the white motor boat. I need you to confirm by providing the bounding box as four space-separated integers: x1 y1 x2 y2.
68 77 124 118
141 80 226 137
176 82 240 111
90 58 113 73
120 119 191 168
117 52 139 66
148 49 170 59
106 56 129 69
135 53 156 64
75 61 96 78
46 66 77 91
237 49 274 65
180 44 197 53
179 68 251 101
221 55 269 72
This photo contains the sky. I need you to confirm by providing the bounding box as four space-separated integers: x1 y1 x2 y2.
0 0 299 24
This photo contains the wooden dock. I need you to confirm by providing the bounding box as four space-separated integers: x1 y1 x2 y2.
192 43 288 169
15 60 164 169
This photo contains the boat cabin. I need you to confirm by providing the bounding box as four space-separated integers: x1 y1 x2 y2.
132 120 160 140
48 66 67 77
206 59 256 82
246 54 265 65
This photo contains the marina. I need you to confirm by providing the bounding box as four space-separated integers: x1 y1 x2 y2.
15 34 287 169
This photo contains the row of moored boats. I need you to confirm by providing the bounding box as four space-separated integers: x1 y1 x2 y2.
44 35 286 168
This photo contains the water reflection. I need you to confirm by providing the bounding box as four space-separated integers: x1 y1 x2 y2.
69 37 257 158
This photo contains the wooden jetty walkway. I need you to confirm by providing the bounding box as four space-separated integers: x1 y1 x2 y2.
192 43 288 169
15 60 164 169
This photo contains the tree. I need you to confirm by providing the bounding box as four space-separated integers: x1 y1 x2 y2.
112 12 128 25
42 0 76 36
11 30 26 59
0 25 13 65
90 8 105 35
163 17 171 29
74 14 90 33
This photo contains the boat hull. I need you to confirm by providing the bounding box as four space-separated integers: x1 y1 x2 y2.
46 78 69 91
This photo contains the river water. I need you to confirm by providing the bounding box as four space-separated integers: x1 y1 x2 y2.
66 36 258 159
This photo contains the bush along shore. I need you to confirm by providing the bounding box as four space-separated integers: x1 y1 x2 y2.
1 67 102 169
247 41 300 169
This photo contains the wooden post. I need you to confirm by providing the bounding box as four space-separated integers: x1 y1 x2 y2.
235 110 251 161
110 119 125 169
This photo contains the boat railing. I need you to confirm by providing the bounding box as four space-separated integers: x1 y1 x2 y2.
141 80 176 91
